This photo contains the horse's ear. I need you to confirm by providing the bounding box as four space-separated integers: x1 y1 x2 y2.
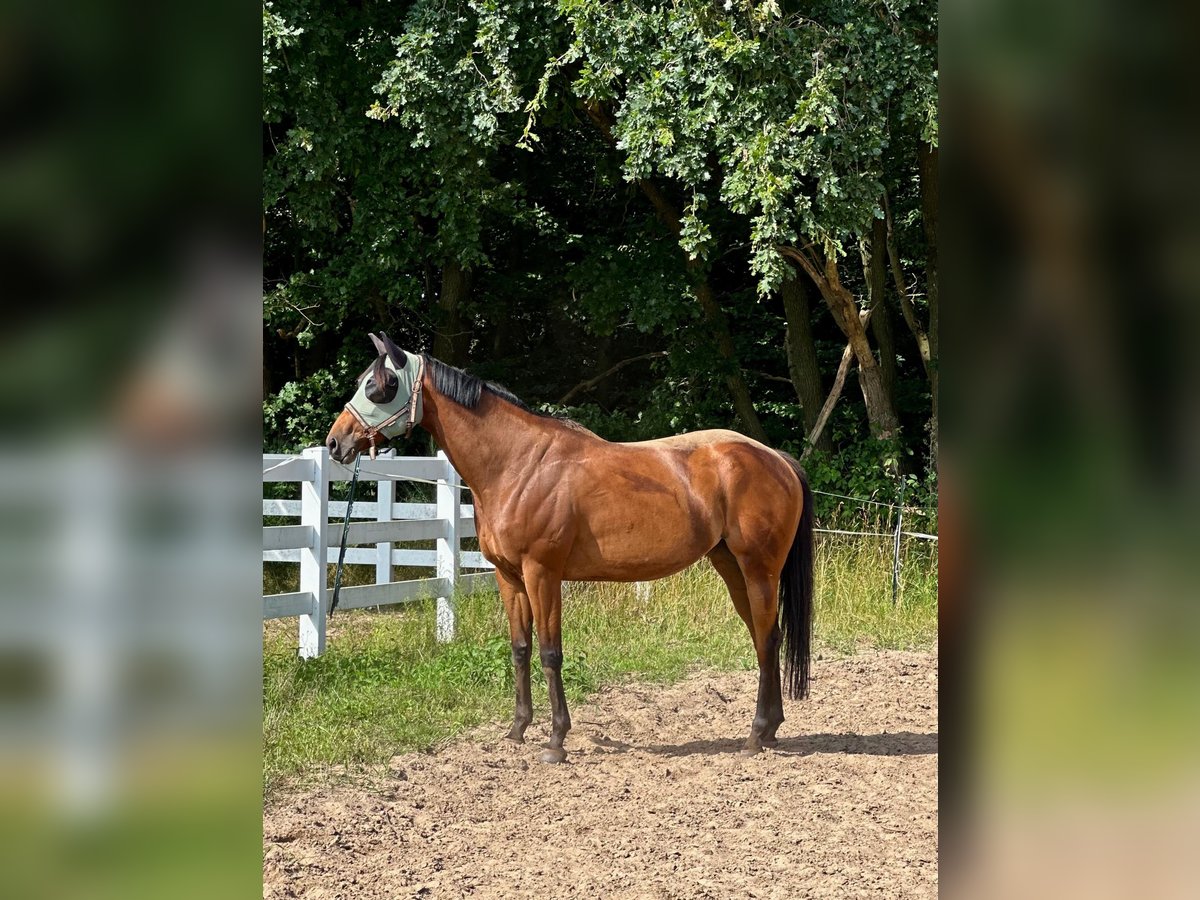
377 332 407 369
368 333 388 357
364 354 399 404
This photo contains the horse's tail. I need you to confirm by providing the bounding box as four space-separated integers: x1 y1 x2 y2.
778 452 814 700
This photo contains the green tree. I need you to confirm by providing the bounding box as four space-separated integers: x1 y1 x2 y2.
538 0 937 449
262 0 938 496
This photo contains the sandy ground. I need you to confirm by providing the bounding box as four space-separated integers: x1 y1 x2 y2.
264 650 937 899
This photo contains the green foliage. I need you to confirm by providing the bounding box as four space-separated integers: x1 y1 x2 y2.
263 369 344 453
262 0 939 481
557 0 937 292
566 225 693 335
803 415 938 531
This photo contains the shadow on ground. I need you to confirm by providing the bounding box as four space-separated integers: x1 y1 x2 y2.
585 730 938 758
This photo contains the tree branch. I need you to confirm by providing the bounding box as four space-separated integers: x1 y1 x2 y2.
777 243 825 289
558 351 668 404
800 302 875 458
801 342 853 459
749 370 794 385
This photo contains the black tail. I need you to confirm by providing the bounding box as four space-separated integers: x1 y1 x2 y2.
779 454 814 700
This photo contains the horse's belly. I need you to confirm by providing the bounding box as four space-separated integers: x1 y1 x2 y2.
561 503 716 582
562 554 697 583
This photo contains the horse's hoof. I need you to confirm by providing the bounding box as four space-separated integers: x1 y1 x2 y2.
539 747 568 764
504 731 525 744
740 743 762 757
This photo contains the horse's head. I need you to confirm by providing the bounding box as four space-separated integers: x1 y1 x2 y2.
324 332 425 463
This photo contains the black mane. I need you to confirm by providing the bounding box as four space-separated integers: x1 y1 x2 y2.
423 354 594 434
423 354 533 412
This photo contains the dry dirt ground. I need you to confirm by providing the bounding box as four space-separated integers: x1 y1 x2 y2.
264 650 938 899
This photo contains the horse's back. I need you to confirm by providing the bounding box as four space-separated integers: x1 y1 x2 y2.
631 429 800 493
625 428 760 451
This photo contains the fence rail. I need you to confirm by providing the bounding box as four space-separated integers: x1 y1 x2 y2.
262 448 495 658
263 448 938 657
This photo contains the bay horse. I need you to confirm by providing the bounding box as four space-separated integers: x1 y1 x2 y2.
325 333 814 763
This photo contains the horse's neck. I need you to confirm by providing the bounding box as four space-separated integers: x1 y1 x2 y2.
418 386 549 496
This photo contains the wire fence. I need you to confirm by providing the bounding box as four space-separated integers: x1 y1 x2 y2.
807 487 938 605
810 487 937 515
810 487 938 543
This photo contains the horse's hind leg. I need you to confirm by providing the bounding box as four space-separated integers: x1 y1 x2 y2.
740 563 785 755
708 543 784 753
708 540 754 634
497 570 534 743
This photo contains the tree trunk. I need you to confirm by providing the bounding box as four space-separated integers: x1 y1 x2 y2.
691 278 771 444
635 179 769 444
779 244 901 442
433 260 471 366
780 270 830 451
919 143 939 465
865 216 899 411
856 356 900 443
492 310 511 357
582 101 769 443
883 192 931 380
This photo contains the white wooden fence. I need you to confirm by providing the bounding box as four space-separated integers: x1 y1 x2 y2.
262 448 495 658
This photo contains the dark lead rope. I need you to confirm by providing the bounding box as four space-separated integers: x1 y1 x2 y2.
329 454 361 618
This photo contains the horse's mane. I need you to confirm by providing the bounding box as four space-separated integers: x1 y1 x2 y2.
423 355 593 433
424 354 528 411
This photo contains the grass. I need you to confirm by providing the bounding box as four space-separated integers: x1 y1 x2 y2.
262 535 937 794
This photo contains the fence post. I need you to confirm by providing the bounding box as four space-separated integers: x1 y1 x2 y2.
435 450 459 642
891 501 904 606
376 448 394 588
299 445 329 658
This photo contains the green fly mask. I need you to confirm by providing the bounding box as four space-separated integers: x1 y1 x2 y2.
344 334 424 457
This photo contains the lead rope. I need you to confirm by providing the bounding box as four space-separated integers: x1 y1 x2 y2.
329 454 361 618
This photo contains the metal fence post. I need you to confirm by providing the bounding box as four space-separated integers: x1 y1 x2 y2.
435 450 459 642
376 448 394 589
891 500 904 606
299 445 329 658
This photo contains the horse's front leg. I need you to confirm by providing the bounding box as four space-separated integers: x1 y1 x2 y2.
497 571 533 743
524 562 571 764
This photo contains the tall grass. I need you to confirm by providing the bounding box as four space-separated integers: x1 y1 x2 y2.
263 535 937 793
814 533 938 651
